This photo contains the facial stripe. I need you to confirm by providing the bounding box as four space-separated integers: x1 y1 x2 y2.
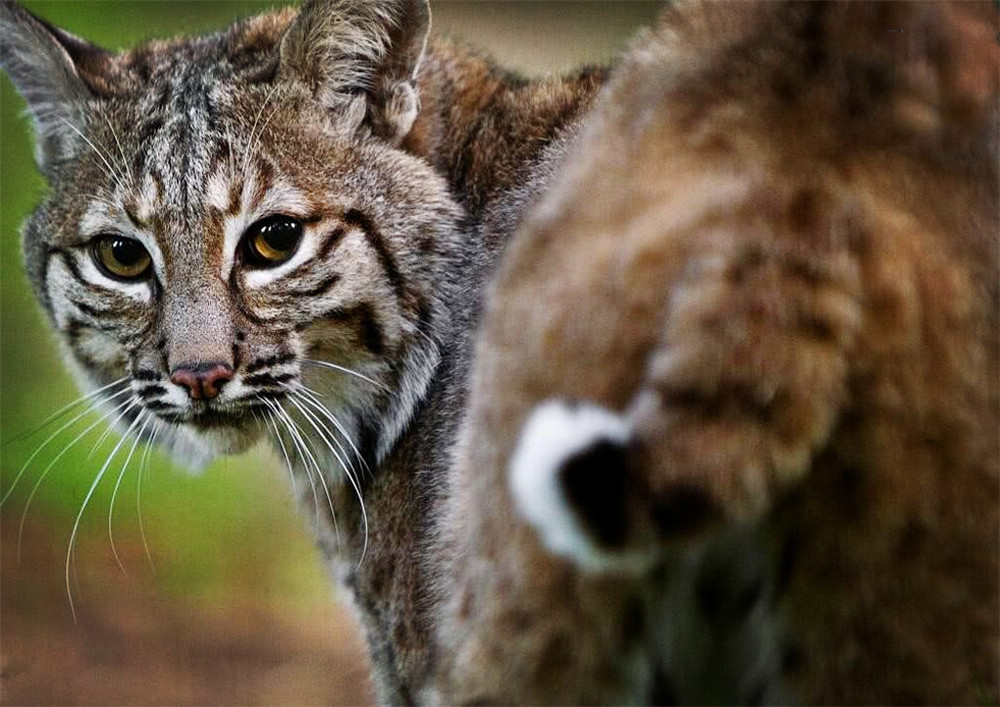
279 224 346 282
244 351 296 373
136 383 167 399
309 303 387 356
243 371 295 387
46 249 155 361
73 299 115 318
48 248 103 296
61 317 127 372
135 115 164 152
247 159 274 213
289 273 341 298
344 209 410 309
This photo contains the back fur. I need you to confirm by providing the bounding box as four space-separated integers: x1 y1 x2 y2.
438 2 999 703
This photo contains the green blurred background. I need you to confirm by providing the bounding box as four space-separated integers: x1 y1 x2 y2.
0 3 661 704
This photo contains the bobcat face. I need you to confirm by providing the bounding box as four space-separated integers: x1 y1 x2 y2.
4 0 460 469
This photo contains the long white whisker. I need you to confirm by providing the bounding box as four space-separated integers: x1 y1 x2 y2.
263 399 322 534
288 389 356 475
66 402 144 622
3 377 128 448
57 117 126 193
108 412 150 576
286 394 352 478
300 358 390 393
269 400 339 545
87 405 128 460
273 401 331 520
287 394 363 564
16 394 136 561
101 106 134 185
137 420 163 575
3 386 132 508
259 404 298 499
241 83 279 182
293 385 371 476
287 407 344 552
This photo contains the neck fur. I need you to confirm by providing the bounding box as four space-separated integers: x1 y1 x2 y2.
406 38 608 215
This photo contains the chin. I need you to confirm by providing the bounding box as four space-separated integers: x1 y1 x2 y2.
201 425 262 455
168 423 263 473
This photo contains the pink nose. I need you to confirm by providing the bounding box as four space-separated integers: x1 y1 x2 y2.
169 363 233 400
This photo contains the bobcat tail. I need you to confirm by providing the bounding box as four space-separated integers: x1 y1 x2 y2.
510 398 720 574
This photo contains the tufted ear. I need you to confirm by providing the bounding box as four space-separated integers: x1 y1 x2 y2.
279 0 430 145
0 1 109 172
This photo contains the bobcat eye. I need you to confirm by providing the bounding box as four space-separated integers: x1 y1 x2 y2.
91 236 152 280
243 215 303 267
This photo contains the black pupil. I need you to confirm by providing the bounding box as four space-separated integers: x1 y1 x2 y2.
111 238 144 266
259 217 300 252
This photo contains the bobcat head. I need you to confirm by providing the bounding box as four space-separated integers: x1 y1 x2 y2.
1 0 461 470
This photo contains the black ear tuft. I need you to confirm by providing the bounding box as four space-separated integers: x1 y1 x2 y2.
0 1 107 170
278 0 430 144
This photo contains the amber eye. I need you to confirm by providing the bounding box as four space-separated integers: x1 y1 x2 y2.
243 215 303 267
91 236 152 280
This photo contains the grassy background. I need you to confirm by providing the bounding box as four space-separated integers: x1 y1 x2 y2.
0 3 661 704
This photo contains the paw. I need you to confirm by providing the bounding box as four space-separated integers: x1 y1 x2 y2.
509 399 655 573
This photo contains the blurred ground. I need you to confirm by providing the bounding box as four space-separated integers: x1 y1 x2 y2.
0 3 661 705
2 516 373 706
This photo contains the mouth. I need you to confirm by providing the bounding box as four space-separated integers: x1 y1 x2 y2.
151 400 270 430
178 402 269 457
188 407 250 430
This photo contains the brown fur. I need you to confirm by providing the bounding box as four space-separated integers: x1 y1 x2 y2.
409 40 608 213
439 2 999 703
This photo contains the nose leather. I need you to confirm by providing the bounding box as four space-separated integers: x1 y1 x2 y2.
170 362 233 400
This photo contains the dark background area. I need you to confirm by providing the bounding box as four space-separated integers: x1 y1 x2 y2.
0 3 662 704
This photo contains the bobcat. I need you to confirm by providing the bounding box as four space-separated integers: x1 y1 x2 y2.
2 0 997 705
0 0 610 701
438 1 999 704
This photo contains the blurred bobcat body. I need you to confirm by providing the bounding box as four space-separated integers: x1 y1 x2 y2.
440 1 999 704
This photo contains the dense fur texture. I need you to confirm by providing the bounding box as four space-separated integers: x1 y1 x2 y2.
439 1 999 704
1 1 604 701
4 0 997 704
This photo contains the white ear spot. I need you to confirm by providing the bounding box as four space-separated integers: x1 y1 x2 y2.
335 93 369 137
509 399 651 573
385 81 419 145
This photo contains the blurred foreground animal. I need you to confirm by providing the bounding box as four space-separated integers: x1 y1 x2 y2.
438 2 999 704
